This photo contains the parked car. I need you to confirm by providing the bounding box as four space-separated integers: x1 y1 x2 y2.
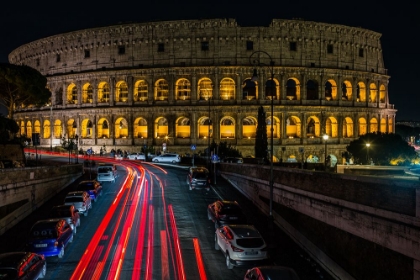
50 204 81 234
115 153 124 160
127 153 146 161
0 251 46 279
77 180 103 202
96 163 117 183
152 153 181 163
224 157 244 163
187 166 210 191
215 224 269 269
244 266 301 280
25 219 74 258
64 191 92 216
208 200 247 228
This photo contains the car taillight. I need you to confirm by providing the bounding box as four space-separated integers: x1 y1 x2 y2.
230 244 244 252
54 241 58 247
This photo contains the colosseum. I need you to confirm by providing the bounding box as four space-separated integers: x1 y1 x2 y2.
9 18 396 163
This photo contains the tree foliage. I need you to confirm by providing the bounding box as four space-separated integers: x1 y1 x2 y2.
346 132 418 166
0 63 51 118
255 106 268 159
0 114 27 145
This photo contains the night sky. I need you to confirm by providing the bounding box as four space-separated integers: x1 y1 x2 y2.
1 1 418 121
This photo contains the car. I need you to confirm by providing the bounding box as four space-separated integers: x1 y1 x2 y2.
25 219 74 258
64 191 92 216
215 224 269 269
152 153 181 163
50 204 81 234
76 180 103 202
96 163 117 183
244 266 301 280
208 200 247 228
0 252 46 279
115 153 124 160
224 157 244 163
127 153 146 161
187 166 210 191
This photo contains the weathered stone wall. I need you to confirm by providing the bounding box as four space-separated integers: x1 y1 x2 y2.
0 164 83 235
219 163 420 280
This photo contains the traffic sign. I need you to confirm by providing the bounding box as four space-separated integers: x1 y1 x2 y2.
211 154 220 163
190 144 196 151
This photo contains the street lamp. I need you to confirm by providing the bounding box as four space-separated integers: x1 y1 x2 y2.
323 134 329 171
75 134 79 164
250 51 275 227
366 143 371 164
49 104 53 152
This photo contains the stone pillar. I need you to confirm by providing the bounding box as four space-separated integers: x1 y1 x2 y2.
93 80 98 107
127 75 134 105
214 73 220 100
191 75 197 102
110 77 115 105
236 74 242 103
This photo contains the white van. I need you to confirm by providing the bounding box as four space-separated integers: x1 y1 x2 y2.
96 163 117 183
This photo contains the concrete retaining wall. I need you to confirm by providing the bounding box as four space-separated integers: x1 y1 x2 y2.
0 164 83 235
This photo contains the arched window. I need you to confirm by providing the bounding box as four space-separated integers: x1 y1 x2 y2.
116 82 128 102
176 79 191 100
198 117 212 138
242 117 257 138
342 117 354 138
98 119 109 138
306 80 318 100
198 78 213 100
286 79 299 100
67 84 78 104
242 79 257 100
220 117 235 139
98 82 110 103
220 78 235 100
155 79 169 101
82 84 93 103
176 117 191 138
43 120 51 139
115 118 128 138
134 117 148 138
135 80 148 101
155 117 168 138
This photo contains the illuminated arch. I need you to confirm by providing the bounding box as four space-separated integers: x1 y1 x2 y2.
53 120 62 139
155 117 168 138
242 78 257 100
380 118 387 133
379 84 386 103
265 116 280 138
98 82 110 103
286 116 301 138
82 83 93 104
265 78 279 100
369 83 377 102
81 119 93 138
220 78 235 100
325 79 337 100
116 81 128 102
176 78 191 100
357 82 366 102
286 78 301 100
306 116 320 138
66 119 77 138
97 118 109 138
176 117 191 138
155 79 169 101
26 121 32 138
198 116 212 138
133 117 147 138
198 78 213 100
358 118 367 136
370 118 378 133
242 116 257 138
134 80 148 101
20 121 25 136
220 116 235 139
43 120 51 139
67 83 78 104
342 117 354 138
325 117 338 138
388 118 393 133
115 117 128 138
34 120 41 135
342 80 353 100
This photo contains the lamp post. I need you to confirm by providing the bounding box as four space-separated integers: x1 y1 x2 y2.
75 134 79 164
50 104 53 152
366 143 371 164
323 134 329 171
250 51 275 229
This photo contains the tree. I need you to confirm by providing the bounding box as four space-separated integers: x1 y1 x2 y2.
346 132 418 166
0 63 51 118
254 106 268 160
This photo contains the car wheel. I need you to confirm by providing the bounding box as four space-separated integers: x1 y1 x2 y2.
39 262 46 278
58 246 65 258
214 234 219 250
69 233 74 243
226 253 233 269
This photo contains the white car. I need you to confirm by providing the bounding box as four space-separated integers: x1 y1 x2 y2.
215 224 269 269
152 153 181 163
127 153 146 161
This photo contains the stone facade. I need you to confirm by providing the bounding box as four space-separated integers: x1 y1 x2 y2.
9 18 396 161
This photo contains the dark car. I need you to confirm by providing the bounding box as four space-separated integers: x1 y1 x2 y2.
186 166 210 191
64 191 92 216
207 200 247 228
244 266 301 280
25 219 74 258
50 204 81 234
0 252 46 279
76 180 103 202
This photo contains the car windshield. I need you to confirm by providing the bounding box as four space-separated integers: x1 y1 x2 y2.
65 197 83 203
220 205 242 215
236 237 264 248
51 209 70 217
193 172 208 179
98 168 112 173
0 268 17 279
78 184 94 190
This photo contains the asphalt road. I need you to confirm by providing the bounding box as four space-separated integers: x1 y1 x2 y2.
0 158 335 280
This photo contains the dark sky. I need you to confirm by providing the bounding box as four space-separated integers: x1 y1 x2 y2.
1 1 418 121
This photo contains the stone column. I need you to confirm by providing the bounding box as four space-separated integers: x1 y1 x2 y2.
127 75 134 105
